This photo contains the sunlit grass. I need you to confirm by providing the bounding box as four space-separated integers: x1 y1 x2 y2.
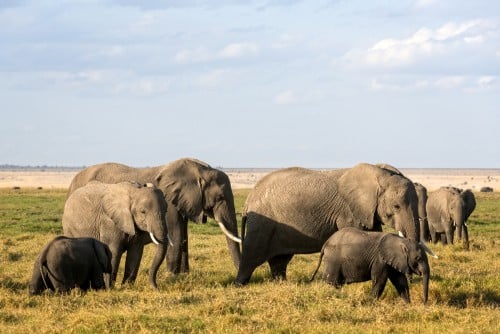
0 188 498 333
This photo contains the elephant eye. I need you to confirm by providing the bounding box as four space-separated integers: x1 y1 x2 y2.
393 204 401 211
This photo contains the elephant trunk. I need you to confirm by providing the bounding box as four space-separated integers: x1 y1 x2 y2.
421 259 430 305
462 223 470 250
214 201 241 270
149 241 168 289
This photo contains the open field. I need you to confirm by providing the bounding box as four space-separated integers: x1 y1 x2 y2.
0 187 499 333
1 168 499 191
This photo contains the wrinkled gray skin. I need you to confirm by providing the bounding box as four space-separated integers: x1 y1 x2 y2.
414 183 430 242
310 228 430 304
426 187 474 249
327 163 421 241
29 236 112 295
236 167 367 285
66 158 240 275
63 181 168 288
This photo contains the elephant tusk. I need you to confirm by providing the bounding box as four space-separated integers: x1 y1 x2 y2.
419 241 438 259
217 222 242 243
398 231 405 238
167 234 174 247
149 232 160 245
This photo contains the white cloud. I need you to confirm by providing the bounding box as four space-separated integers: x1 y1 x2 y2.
414 0 438 9
195 69 232 88
349 20 491 68
369 75 500 92
175 43 259 64
218 43 259 59
274 90 296 105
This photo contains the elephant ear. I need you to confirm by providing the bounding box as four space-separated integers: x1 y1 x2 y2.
337 164 380 230
379 234 411 274
102 183 136 236
155 164 204 218
92 239 112 273
461 189 476 220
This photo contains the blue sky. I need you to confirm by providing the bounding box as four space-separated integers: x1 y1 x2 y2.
1 0 499 168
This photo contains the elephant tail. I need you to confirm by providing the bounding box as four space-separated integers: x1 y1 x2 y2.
309 249 325 282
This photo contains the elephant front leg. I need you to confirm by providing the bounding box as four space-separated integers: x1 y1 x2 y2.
180 218 189 272
371 267 389 299
122 243 144 285
387 269 410 303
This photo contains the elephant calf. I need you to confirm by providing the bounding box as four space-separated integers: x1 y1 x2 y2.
310 227 430 304
29 236 112 295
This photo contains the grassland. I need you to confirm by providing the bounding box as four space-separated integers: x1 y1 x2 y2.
0 188 499 333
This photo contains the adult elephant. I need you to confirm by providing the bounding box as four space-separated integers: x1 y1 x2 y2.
426 186 473 249
67 158 241 274
236 168 361 285
63 181 168 288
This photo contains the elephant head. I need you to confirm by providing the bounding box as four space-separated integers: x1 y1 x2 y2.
338 164 419 239
154 158 241 271
380 234 430 304
103 182 168 288
448 193 468 248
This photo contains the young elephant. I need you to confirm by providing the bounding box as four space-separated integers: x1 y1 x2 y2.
63 181 169 289
29 236 112 295
310 227 430 304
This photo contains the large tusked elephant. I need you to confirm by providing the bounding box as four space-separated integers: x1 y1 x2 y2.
236 168 360 285
426 186 475 249
66 158 241 274
63 181 168 288
29 236 112 295
310 227 430 304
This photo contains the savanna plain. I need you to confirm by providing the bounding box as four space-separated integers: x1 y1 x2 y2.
0 182 499 333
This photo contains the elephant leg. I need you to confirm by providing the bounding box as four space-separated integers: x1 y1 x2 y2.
323 261 344 287
91 266 106 290
371 268 388 299
166 208 185 274
109 246 123 286
122 244 144 284
440 232 448 245
235 222 272 285
268 254 293 280
180 218 189 273
388 269 410 303
445 227 454 245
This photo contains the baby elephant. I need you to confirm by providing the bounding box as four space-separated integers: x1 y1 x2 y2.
310 227 430 304
29 236 112 295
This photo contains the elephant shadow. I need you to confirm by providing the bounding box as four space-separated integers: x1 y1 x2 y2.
448 289 500 308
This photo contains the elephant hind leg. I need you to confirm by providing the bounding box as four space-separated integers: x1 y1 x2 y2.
268 254 294 280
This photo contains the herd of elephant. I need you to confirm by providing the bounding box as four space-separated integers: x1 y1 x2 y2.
28 158 476 305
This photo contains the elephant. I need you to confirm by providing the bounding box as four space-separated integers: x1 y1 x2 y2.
310 227 430 304
233 167 364 284
426 186 475 249
63 181 168 289
235 163 435 285
29 236 112 295
414 183 430 242
457 189 476 243
66 158 241 275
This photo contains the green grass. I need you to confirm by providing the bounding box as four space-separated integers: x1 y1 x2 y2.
0 188 499 333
